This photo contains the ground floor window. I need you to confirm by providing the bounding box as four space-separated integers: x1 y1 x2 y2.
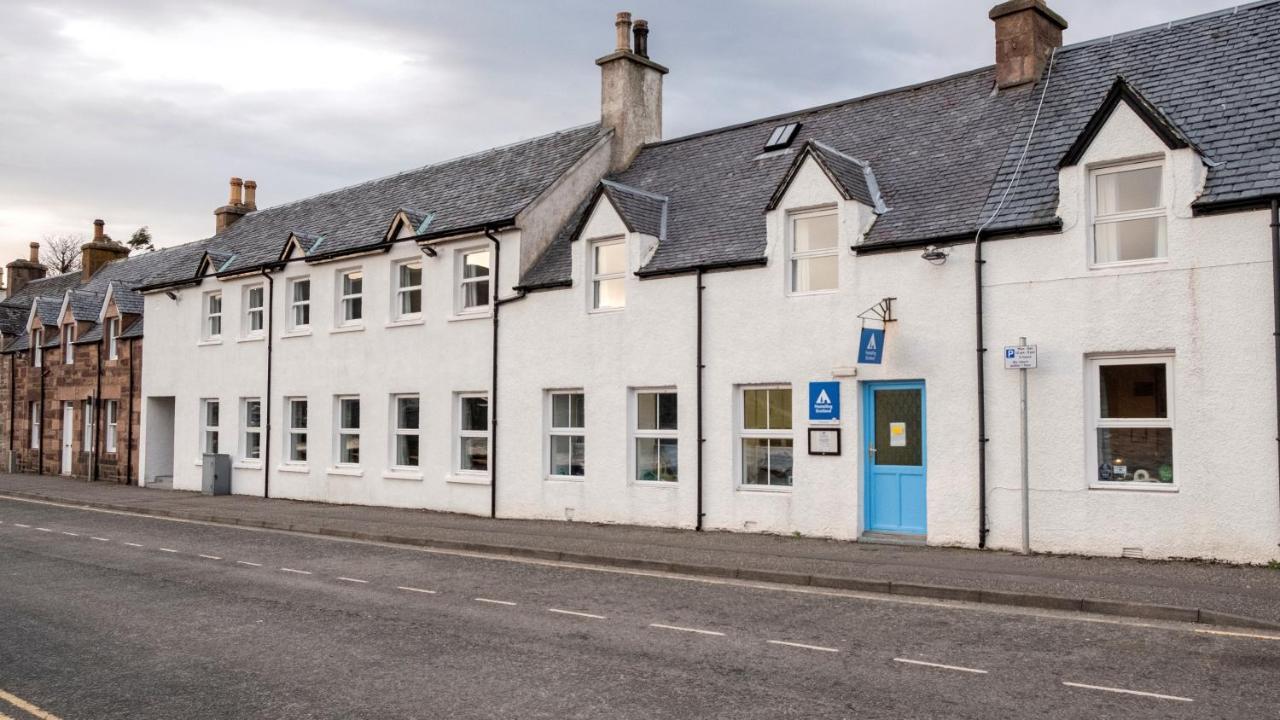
548 391 585 478
30 402 40 449
635 390 677 482
458 394 489 473
336 396 360 465
740 386 793 487
105 401 118 454
201 399 220 455
83 400 94 452
392 394 420 468
241 398 262 461
286 398 307 463
1089 354 1174 485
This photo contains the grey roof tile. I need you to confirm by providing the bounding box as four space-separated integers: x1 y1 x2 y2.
601 181 668 239
119 316 144 339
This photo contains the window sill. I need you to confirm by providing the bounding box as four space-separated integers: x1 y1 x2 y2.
326 466 364 478
281 329 312 339
276 464 310 474
1088 257 1169 271
233 460 262 470
329 325 365 335
545 475 586 483
587 307 624 316
385 317 424 329
446 473 491 486
632 480 679 488
736 484 794 494
383 469 424 481
449 311 492 323
236 335 265 344
196 339 223 347
786 289 839 298
1089 482 1178 493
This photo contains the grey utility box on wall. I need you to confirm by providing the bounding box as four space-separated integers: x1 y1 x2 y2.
201 454 232 496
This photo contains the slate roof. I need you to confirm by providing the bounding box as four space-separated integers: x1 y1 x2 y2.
119 316 144 340
601 181 668 239
522 0 1280 284
0 305 27 336
68 290 103 323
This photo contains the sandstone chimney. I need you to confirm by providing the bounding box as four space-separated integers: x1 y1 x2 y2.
597 11 667 172
81 219 131 283
214 176 252 233
990 0 1067 89
6 241 47 296
243 180 258 210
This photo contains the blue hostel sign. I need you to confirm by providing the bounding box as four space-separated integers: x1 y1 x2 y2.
809 381 840 422
858 327 885 364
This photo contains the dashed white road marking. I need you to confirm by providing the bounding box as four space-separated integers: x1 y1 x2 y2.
767 640 840 653
1193 627 1280 642
649 623 725 637
13 524 29 528
198 554 222 560
123 542 143 548
60 531 78 537
336 577 368 584
90 536 109 542
0 687 64 720
893 658 988 675
1061 681 1192 703
280 567 311 575
475 597 517 606
548 608 606 620
236 561 262 567
158 548 178 553
34 528 52 533
396 586 437 595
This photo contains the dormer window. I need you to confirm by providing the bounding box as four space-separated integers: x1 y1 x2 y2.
1091 161 1166 266
106 317 120 360
62 324 75 363
789 210 838 294
591 239 626 310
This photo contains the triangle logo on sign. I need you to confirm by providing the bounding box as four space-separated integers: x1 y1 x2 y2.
816 390 831 405
866 334 877 351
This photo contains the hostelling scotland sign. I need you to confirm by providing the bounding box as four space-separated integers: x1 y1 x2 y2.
858 327 885 364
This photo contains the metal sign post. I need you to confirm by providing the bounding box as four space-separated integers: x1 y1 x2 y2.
1004 339 1037 555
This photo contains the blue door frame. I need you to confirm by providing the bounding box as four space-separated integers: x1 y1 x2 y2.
862 381 927 536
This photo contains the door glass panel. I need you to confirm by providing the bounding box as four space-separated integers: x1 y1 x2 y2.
874 389 922 466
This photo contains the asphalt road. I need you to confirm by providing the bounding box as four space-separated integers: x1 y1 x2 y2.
1 497 1278 719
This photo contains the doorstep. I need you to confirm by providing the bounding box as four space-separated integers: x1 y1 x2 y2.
860 531 927 546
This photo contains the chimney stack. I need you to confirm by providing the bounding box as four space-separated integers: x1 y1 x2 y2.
214 176 254 233
6 241 47 296
597 11 668 173
990 0 1067 89
81 219 131 283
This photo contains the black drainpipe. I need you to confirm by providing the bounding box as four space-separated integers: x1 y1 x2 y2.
696 268 706 531
975 231 989 549
261 268 275 499
1271 198 1279 520
7 353 15 473
38 358 45 476
485 228 502 519
92 339 102 482
126 337 136 485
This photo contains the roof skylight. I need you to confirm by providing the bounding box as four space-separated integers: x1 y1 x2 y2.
764 122 801 151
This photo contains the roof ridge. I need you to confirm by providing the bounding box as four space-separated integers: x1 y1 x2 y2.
241 121 603 220
1062 0 1279 51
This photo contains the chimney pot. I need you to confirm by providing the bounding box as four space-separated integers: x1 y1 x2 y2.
633 19 649 58
615 11 633 52
28 241 39 263
93 219 105 240
229 176 244 206
244 180 258 210
989 0 1067 89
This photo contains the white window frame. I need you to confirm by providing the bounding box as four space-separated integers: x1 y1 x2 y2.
32 328 42 367
590 238 626 311
62 324 75 363
285 397 308 464
106 317 120 360
1087 353 1176 490
243 284 265 337
288 277 311 331
29 401 39 449
546 391 585 479
334 395 361 466
393 259 423 321
633 389 678 483
83 399 94 452
738 385 794 489
104 400 118 454
201 398 220 455
1089 159 1168 269
241 397 262 462
456 393 490 475
204 291 223 339
788 208 839 295
457 248 492 315
390 394 421 470
337 269 364 327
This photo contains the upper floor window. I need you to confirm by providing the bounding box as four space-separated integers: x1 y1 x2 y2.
204 292 223 339
1089 354 1174 486
790 211 838 293
1091 161 1166 266
289 278 311 330
548 391 585 478
591 239 626 310
392 394 420 468
458 249 491 313
635 390 677 482
106 317 120 360
740 386 793 487
394 260 423 320
244 285 265 336
32 328 43 367
62 324 75 363
338 270 363 326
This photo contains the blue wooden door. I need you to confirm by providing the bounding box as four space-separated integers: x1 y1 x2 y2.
863 382 927 535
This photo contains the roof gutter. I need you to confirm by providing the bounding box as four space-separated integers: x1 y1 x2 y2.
853 221 1063 256
1192 193 1280 217
635 256 769 280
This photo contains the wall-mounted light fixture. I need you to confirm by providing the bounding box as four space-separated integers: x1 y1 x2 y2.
921 245 949 265
164 290 179 301
419 244 438 258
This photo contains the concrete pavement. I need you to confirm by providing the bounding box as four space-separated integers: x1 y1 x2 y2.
1 472 1279 629
3 498 1280 718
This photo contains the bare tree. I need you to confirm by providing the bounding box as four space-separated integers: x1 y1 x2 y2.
40 233 83 275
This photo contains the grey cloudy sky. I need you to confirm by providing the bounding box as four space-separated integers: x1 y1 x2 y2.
0 0 1235 260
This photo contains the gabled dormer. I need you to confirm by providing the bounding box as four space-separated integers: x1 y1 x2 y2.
383 208 435 244
1058 77 1200 170
196 251 235 278
767 141 887 215
279 231 325 262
